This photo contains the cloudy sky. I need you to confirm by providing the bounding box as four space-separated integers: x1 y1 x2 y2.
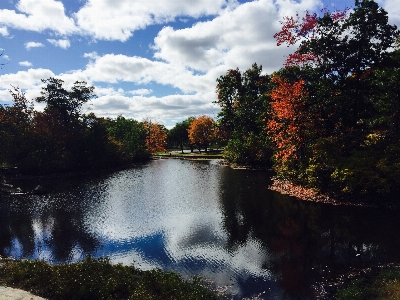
0 0 399 128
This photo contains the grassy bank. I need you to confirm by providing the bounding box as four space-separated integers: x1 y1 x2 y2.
334 266 400 300
0 256 223 300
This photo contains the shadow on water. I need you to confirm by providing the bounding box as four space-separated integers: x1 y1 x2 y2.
1 159 400 299
218 166 400 298
0 176 103 261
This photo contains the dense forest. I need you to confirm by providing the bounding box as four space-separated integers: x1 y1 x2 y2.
2 0 400 201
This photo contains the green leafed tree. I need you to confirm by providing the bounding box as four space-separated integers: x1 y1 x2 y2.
167 117 195 153
106 115 150 160
215 63 272 166
276 0 399 133
36 78 96 125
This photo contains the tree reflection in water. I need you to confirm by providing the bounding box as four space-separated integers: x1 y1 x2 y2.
0 161 400 300
0 191 99 262
218 167 400 298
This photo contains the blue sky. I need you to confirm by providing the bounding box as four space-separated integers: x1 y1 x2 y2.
0 0 399 128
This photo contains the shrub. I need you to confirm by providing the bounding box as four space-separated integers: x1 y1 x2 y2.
0 256 223 300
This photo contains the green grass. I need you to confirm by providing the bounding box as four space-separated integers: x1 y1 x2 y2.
0 256 224 300
335 267 400 300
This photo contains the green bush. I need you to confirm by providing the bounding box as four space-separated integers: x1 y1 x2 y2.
224 132 272 167
0 256 223 300
335 268 400 300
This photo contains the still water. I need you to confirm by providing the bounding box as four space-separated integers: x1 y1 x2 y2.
1 159 400 299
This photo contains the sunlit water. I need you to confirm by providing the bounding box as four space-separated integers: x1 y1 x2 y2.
1 159 400 299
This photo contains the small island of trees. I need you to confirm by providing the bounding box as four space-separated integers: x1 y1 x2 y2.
212 0 400 202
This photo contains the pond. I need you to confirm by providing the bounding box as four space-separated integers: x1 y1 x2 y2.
1 159 400 299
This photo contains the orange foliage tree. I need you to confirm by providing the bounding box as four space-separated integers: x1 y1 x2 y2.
143 119 167 153
187 115 215 152
266 75 314 166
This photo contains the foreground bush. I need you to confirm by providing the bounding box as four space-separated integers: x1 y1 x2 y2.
0 256 222 300
335 267 400 300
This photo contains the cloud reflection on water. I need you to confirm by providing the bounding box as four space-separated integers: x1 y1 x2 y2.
1 159 400 299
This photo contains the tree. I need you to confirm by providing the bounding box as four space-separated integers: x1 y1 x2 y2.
266 75 313 168
143 119 167 153
215 63 272 165
167 117 195 153
107 115 150 160
215 63 271 140
269 0 400 195
187 115 215 152
36 78 95 125
0 86 34 167
1 78 154 174
275 0 399 130
373 49 400 138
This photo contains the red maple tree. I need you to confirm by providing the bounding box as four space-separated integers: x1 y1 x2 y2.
266 75 313 164
274 8 348 67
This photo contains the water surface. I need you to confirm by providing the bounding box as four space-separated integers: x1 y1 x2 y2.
1 159 399 299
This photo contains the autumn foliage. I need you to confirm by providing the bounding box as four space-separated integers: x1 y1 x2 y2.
266 0 400 197
143 120 167 153
274 9 347 67
187 115 215 152
267 76 312 164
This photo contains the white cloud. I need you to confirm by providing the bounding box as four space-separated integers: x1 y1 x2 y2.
153 0 319 75
0 0 78 35
47 38 70 49
0 63 216 123
84 91 218 122
74 0 237 41
0 49 9 60
25 41 44 50
0 68 54 109
6 0 397 128
378 0 400 27
0 68 54 89
0 26 8 36
19 61 32 67
80 53 202 93
83 52 99 60
129 89 153 96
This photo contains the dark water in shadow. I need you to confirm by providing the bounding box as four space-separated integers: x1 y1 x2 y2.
1 159 400 299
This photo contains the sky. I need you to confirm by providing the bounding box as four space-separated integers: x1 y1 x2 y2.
0 0 399 128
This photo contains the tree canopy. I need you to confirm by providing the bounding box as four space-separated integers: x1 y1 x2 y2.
215 63 272 166
167 117 195 153
214 0 400 199
0 78 152 174
267 0 400 196
187 115 215 152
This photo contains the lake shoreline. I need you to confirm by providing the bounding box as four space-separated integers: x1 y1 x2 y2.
269 177 400 210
